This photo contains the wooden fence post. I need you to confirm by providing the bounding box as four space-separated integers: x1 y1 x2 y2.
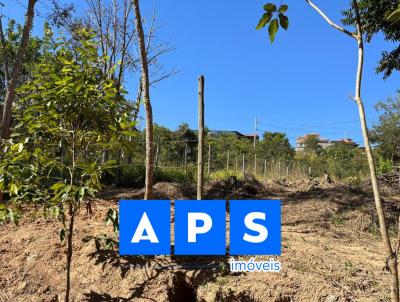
264 158 267 178
235 152 238 172
226 150 230 171
184 141 188 174
155 134 160 168
207 144 211 174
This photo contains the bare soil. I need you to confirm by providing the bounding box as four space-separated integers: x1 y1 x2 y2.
1 177 399 302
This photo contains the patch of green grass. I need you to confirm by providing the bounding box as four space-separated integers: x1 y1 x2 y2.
207 170 244 181
103 165 196 187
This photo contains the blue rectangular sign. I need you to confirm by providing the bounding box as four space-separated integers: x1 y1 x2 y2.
119 200 171 255
174 200 226 255
229 199 281 255
119 199 281 256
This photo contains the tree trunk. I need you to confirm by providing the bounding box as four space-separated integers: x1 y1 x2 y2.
0 0 36 140
352 2 399 300
133 0 154 200
65 203 75 302
305 1 400 299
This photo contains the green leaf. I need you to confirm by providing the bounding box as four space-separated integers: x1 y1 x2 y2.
278 13 289 30
52 206 60 219
256 12 273 30
10 184 18 195
7 209 19 225
268 19 279 43
59 228 66 242
79 187 86 199
122 130 137 137
263 3 277 12
11 143 24 153
50 182 65 191
387 9 400 23
278 4 288 13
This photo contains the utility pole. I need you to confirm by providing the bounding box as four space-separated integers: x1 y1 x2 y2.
253 116 257 149
197 75 205 200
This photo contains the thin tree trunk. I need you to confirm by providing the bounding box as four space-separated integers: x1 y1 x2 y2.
352 2 399 301
133 0 154 200
305 1 400 300
65 203 75 302
0 0 36 140
116 0 131 97
0 17 10 92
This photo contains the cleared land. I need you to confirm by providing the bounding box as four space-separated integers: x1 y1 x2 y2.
0 177 399 302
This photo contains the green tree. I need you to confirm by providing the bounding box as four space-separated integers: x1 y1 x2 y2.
342 0 400 78
175 123 197 163
257 2 400 298
0 0 37 139
260 131 294 161
0 19 42 105
370 92 400 162
0 28 134 302
325 143 367 178
304 136 323 155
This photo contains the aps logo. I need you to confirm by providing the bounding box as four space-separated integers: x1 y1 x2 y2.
119 199 281 256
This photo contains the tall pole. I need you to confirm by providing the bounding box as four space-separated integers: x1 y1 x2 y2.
197 75 205 200
155 134 160 167
235 152 238 172
254 116 257 173
253 116 257 149
264 158 267 178
207 144 211 174
184 141 188 174
226 150 230 171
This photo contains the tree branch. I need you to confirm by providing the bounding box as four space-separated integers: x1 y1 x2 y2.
0 16 10 88
305 0 357 40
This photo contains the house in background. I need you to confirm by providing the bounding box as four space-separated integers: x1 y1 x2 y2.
296 133 331 151
296 133 358 151
330 138 359 148
207 130 259 141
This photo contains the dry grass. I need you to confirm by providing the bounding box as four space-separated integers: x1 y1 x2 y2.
0 180 399 301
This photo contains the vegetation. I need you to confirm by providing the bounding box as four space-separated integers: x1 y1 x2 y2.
342 0 400 78
0 0 399 301
0 25 134 301
371 91 400 163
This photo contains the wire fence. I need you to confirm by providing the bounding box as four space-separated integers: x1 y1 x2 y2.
109 137 311 182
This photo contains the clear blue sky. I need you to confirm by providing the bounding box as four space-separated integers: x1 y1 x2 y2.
8 0 400 146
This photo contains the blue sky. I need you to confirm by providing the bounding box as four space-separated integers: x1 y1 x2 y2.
8 0 400 146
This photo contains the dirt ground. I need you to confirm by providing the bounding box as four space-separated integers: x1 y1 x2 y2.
1 177 399 302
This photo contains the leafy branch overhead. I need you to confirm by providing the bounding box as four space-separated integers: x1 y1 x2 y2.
256 3 289 42
387 7 400 24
